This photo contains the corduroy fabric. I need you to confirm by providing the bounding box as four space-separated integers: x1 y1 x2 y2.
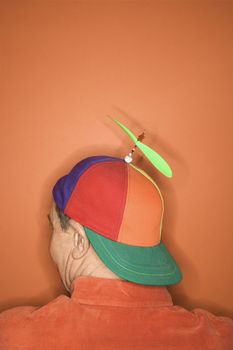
0 277 232 350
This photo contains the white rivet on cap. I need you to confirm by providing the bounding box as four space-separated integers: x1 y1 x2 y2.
124 153 133 163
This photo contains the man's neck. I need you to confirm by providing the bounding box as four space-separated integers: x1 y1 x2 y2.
67 246 122 292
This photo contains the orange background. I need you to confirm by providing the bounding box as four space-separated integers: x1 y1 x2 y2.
0 0 232 318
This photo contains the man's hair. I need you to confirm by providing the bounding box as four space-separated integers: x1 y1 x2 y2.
55 204 70 231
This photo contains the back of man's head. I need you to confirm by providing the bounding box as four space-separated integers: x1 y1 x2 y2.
50 155 182 290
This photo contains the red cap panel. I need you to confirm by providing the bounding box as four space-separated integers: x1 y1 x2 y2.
64 161 128 241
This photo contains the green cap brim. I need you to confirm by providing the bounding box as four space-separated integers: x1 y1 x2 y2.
84 227 182 286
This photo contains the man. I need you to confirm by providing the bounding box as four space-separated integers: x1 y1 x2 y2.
0 155 232 349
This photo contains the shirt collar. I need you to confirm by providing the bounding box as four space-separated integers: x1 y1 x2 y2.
72 276 173 307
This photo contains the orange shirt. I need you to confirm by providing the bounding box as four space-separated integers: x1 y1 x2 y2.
0 276 232 350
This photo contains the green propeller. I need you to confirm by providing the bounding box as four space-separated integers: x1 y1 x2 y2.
110 117 173 178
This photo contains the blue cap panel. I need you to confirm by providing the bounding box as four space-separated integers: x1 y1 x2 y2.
52 155 123 211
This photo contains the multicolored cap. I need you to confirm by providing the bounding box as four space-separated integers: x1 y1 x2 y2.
53 153 182 285
54 156 163 247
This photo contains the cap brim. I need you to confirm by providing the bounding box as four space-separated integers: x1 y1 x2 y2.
84 227 182 286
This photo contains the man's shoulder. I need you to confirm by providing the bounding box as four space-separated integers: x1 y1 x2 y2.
167 304 233 339
0 294 70 329
0 294 72 349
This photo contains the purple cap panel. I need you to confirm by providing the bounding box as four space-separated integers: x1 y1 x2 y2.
52 155 122 211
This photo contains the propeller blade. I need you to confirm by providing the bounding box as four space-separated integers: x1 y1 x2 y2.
136 141 173 178
110 117 173 178
109 117 138 143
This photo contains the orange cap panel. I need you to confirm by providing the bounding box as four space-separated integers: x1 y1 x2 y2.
117 164 164 247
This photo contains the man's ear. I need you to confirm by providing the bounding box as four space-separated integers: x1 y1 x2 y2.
69 220 90 260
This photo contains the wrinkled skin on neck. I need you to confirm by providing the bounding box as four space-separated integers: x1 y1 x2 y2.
49 202 121 292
